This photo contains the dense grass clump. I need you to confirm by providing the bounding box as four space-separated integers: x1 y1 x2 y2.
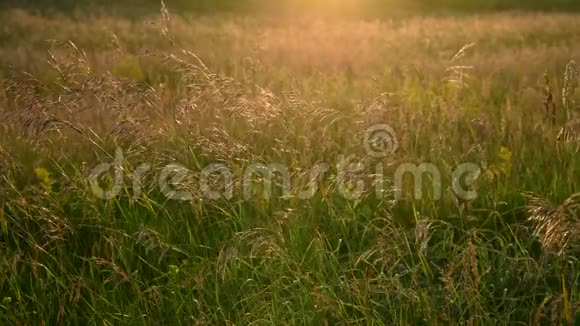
0 7 579 325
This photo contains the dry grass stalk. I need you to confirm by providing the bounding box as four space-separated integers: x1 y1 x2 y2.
93 258 130 284
526 192 580 256
543 74 557 125
562 60 579 121
557 118 580 149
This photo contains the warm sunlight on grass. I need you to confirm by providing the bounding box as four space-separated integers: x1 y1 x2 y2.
0 1 579 324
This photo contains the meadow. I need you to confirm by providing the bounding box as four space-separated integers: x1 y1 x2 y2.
0 3 579 325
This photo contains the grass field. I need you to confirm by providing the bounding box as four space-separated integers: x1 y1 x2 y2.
0 3 579 325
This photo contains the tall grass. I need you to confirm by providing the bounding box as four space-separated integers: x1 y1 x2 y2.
0 7 579 325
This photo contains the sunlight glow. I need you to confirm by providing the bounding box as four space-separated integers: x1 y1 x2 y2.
283 0 367 15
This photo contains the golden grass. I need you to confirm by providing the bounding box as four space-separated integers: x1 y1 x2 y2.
0 7 579 324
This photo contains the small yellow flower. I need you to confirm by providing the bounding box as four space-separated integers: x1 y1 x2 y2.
498 146 513 175
34 167 53 193
486 147 513 180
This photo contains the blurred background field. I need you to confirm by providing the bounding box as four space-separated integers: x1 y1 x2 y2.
2 0 580 17
0 1 579 325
